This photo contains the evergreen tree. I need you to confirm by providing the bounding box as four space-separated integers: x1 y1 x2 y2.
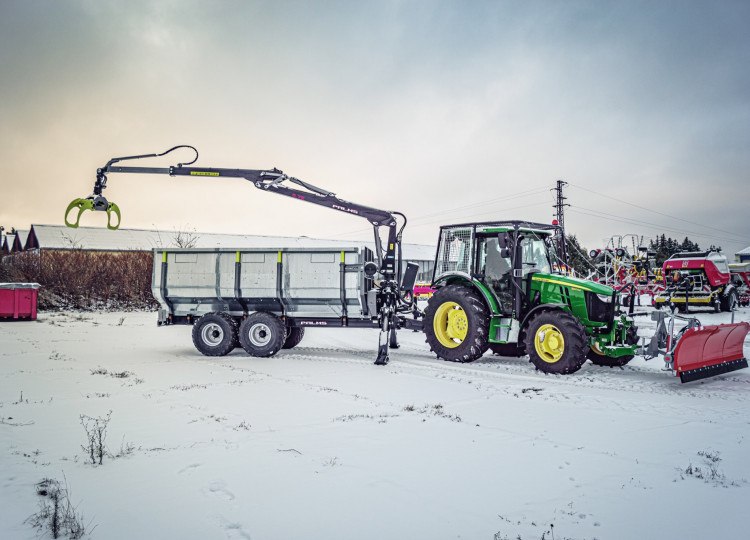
564 234 595 277
650 234 702 265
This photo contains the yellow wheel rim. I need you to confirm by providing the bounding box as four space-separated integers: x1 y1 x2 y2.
433 301 468 348
534 323 565 363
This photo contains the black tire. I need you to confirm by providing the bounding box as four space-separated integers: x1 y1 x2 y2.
523 310 588 375
238 312 286 357
489 342 525 357
587 325 638 367
217 312 240 350
424 284 490 363
192 312 237 357
720 289 738 312
282 327 305 349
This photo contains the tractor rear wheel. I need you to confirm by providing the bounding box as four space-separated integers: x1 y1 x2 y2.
192 312 237 357
524 310 588 374
238 312 286 357
424 284 490 363
587 325 638 367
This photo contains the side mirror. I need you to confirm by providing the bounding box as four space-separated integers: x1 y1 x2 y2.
497 232 511 249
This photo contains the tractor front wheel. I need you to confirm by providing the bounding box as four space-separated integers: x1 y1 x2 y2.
524 310 588 375
424 284 490 363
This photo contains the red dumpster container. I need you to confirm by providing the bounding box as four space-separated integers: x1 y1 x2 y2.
0 283 41 320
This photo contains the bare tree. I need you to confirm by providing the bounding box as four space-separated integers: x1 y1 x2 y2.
172 226 199 248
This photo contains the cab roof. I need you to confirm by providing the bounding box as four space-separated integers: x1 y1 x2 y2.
440 220 558 236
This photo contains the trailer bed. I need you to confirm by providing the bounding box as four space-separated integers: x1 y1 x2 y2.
152 246 376 327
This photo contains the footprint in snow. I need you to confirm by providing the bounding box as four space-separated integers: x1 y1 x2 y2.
224 522 252 539
178 463 201 475
207 481 235 501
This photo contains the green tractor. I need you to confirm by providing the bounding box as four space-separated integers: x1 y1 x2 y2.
423 221 639 374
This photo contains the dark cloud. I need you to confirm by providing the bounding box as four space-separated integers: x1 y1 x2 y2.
1 0 748 254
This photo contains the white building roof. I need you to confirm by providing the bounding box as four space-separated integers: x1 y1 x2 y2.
737 246 750 255
24 224 436 262
3 234 17 251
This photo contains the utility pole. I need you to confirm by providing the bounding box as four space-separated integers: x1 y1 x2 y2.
552 180 569 267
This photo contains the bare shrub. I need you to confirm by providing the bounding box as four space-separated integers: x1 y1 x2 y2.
27 477 87 539
80 411 112 466
1 250 157 310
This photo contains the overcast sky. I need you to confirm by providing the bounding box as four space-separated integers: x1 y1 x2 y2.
1 0 748 255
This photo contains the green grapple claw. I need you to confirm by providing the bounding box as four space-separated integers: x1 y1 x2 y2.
105 201 121 230
64 197 121 230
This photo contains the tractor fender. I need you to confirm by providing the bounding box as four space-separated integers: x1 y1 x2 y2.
519 303 569 335
432 274 501 315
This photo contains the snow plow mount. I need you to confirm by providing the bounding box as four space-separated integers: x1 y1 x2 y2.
647 310 749 383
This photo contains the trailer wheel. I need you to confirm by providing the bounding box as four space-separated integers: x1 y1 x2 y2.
218 312 240 350
587 325 638 367
524 310 588 374
238 312 286 357
282 327 305 349
192 313 236 357
424 284 490 363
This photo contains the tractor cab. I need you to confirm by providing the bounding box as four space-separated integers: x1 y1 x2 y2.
433 221 566 319
474 227 559 315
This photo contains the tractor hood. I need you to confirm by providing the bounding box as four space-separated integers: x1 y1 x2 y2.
530 273 615 296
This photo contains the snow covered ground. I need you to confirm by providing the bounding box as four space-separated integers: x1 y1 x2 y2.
2 304 750 540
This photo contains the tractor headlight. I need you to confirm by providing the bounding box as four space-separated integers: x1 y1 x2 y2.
596 293 613 303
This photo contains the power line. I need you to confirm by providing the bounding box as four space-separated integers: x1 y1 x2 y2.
569 206 747 246
326 186 551 239
568 183 744 238
409 186 550 222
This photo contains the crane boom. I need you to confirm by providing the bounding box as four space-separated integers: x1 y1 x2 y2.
64 145 413 364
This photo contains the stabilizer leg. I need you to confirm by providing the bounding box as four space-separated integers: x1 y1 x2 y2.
375 313 391 365
389 326 400 349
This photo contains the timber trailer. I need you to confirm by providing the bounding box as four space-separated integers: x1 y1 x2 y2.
64 145 749 382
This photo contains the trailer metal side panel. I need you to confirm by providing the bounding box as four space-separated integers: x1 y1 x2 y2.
152 247 367 320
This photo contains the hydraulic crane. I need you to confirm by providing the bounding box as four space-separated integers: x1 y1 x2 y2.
65 145 416 365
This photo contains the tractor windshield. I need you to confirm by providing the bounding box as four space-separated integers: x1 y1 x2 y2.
520 234 552 275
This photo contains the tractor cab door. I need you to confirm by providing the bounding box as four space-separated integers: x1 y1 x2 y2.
477 236 513 314
519 235 554 303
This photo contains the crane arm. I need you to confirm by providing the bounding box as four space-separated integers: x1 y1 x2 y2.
64 145 404 281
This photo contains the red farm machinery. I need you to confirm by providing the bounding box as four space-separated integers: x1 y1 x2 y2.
729 262 750 307
653 250 738 313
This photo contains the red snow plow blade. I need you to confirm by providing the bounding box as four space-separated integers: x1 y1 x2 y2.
673 322 750 383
